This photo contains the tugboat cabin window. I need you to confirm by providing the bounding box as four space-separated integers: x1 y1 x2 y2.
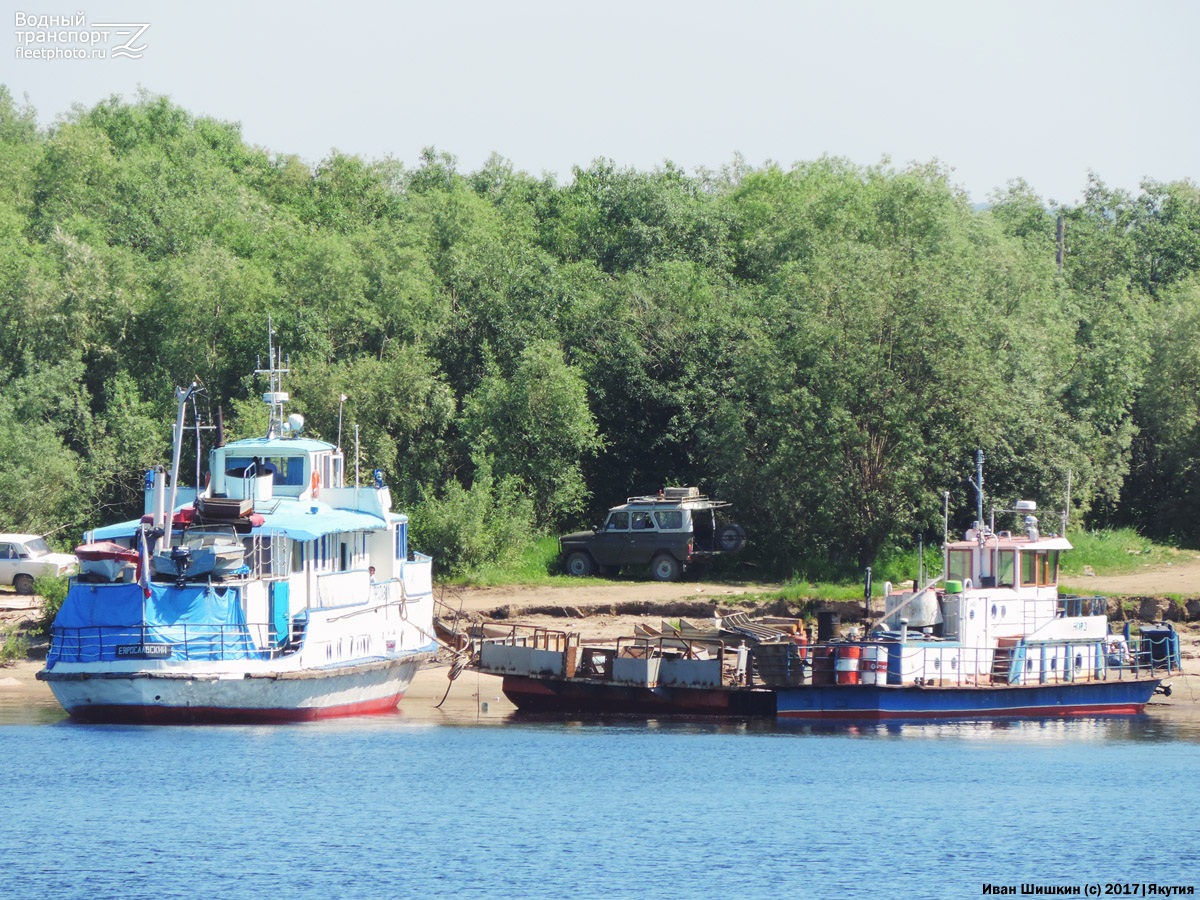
1020 550 1058 587
947 549 972 584
994 550 1016 588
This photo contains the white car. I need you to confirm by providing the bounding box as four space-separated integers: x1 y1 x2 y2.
0 534 77 595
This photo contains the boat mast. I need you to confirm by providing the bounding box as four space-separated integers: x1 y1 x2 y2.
166 382 199 547
257 318 290 440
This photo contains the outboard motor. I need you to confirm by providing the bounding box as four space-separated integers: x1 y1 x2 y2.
170 546 191 588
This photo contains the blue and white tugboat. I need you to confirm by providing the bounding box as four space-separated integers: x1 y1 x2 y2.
766 454 1177 720
38 337 437 723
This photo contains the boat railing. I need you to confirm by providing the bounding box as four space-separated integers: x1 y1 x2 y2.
320 577 417 624
750 634 1177 689
243 530 291 581
478 622 577 652
313 567 373 610
47 621 301 664
1056 594 1108 617
476 623 582 679
614 634 725 662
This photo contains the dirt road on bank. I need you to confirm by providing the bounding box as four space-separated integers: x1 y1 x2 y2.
1061 556 1200 597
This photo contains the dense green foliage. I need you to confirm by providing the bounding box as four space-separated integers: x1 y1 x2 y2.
3 87 1200 577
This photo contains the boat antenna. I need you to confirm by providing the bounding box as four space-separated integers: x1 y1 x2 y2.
337 394 347 450
191 384 203 491
967 449 985 534
942 490 950 546
1062 468 1072 536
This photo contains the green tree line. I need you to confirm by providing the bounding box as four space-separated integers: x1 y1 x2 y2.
3 87 1200 576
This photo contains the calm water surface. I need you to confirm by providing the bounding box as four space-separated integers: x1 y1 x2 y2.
2 698 1198 900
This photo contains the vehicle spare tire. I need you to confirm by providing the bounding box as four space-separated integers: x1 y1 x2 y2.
716 523 747 553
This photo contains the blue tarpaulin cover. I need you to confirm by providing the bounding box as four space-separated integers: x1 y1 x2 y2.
47 581 264 666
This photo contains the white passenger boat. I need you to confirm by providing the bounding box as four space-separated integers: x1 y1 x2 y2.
38 337 437 723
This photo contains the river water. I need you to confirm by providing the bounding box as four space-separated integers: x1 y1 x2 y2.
2 696 1198 900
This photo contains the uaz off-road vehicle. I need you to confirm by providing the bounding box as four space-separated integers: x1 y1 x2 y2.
558 487 745 582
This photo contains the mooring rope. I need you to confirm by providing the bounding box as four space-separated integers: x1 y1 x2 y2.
434 652 472 708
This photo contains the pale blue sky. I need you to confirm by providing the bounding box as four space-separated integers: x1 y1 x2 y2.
6 0 1197 205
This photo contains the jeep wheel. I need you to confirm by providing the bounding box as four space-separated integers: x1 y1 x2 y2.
649 554 681 582
13 573 34 595
565 551 595 577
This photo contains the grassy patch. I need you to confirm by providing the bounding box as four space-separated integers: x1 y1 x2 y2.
1059 528 1198 577
451 536 569 587
771 580 868 603
0 624 30 665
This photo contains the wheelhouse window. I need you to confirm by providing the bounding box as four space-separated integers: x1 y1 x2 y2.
995 550 1016 587
225 456 306 487
947 549 972 584
1020 550 1058 587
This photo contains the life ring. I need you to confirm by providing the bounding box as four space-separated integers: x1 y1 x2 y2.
310 470 320 498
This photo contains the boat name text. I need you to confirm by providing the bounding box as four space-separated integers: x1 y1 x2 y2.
116 644 171 658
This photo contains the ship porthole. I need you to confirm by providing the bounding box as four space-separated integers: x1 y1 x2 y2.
1001 605 1007 618
991 604 998 619
933 658 941 670
951 657 957 670
1075 653 1083 669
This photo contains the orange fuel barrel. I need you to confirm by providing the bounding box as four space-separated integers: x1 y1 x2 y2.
811 645 837 685
792 623 809 660
835 645 862 685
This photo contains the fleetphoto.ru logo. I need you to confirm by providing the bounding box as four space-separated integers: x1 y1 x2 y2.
14 11 149 60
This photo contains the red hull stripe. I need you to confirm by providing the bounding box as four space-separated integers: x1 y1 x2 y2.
65 692 405 725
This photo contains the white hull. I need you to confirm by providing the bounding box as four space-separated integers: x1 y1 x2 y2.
40 651 435 723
